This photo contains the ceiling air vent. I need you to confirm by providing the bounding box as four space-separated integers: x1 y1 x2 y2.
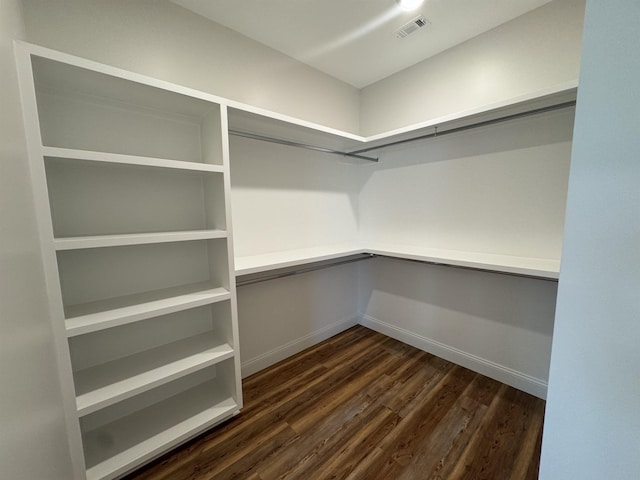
395 15 430 38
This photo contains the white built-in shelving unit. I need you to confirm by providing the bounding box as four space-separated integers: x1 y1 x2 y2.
15 43 242 480
227 86 576 281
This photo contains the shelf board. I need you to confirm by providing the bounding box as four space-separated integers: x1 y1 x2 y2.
235 244 560 280
228 84 577 155
83 381 237 480
42 146 225 173
65 284 231 337
75 333 234 416
228 107 365 154
367 243 560 279
54 230 227 251
31 53 220 121
360 83 577 146
235 244 366 276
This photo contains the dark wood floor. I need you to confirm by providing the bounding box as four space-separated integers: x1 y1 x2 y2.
127 326 545 480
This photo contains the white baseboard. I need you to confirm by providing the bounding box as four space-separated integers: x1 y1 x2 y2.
359 314 547 399
241 315 360 378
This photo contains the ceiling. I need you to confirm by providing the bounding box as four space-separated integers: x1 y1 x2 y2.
171 0 553 88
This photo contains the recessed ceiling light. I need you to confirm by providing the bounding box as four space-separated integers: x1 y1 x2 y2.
396 0 424 11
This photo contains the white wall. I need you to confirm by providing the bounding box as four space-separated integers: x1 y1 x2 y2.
21 0 360 133
229 137 362 257
230 136 363 375
359 258 557 398
238 263 360 377
355 110 572 398
232 106 573 393
0 0 74 478
360 0 584 135
358 108 574 260
540 0 640 477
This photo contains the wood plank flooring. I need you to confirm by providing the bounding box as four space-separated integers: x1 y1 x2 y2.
126 326 545 480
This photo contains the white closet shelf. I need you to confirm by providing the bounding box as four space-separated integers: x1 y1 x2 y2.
367 243 560 279
31 52 220 122
83 381 238 480
54 230 227 250
235 244 560 280
75 333 234 416
42 146 225 173
234 244 367 276
65 284 230 337
228 83 577 154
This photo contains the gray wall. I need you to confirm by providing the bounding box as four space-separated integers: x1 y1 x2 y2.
0 0 74 477
360 0 584 135
21 0 586 139
21 0 361 133
540 0 640 477
238 263 360 377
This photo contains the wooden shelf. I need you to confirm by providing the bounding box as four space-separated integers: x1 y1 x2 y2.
27 42 577 160
43 146 225 173
83 381 238 480
228 107 365 154
65 284 230 337
361 83 577 145
75 333 234 416
54 230 227 251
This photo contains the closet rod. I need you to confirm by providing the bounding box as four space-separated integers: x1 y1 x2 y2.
236 253 558 286
374 255 559 282
348 100 577 156
236 254 374 287
228 130 379 162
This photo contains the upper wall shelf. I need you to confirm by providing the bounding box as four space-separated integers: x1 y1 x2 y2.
351 86 577 156
227 83 577 160
20 42 577 165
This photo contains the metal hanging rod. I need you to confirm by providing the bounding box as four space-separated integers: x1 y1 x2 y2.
347 100 577 156
228 129 379 162
229 100 575 162
236 251 557 287
236 254 374 287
